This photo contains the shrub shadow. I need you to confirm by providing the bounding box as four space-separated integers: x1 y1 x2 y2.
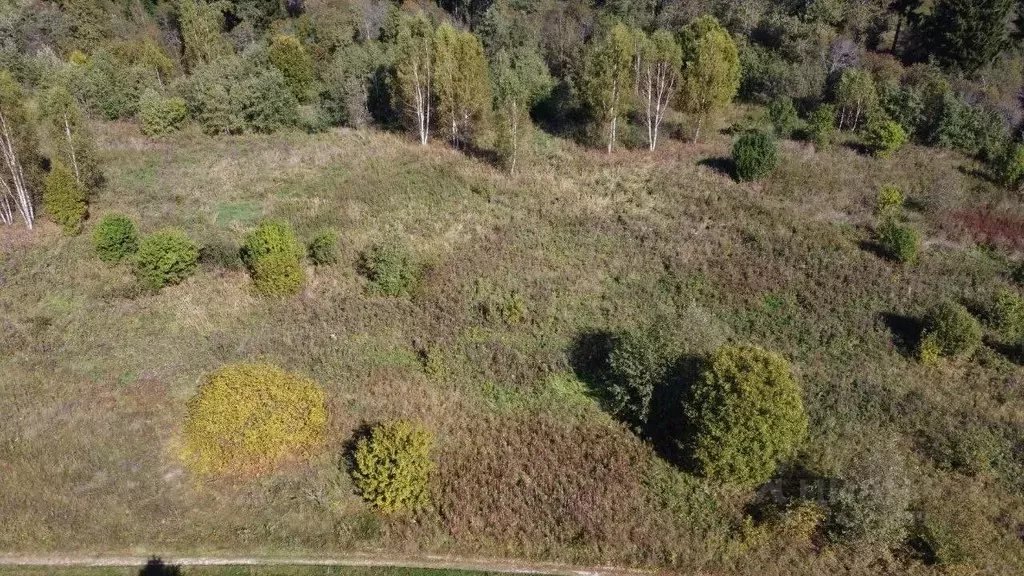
697 157 734 179
879 312 922 358
139 557 181 576
568 330 701 469
857 239 888 260
340 422 374 477
985 338 1024 365
842 141 872 156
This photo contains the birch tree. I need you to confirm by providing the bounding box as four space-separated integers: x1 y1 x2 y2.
678 15 739 144
396 12 434 145
40 85 102 193
637 29 681 151
433 24 491 149
581 21 634 153
433 22 460 146
0 72 40 229
835 68 877 132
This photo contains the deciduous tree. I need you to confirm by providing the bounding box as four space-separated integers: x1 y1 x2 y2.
678 15 739 143
0 72 40 229
581 21 634 153
39 85 102 193
835 68 877 131
395 12 434 145
178 0 231 72
636 29 681 151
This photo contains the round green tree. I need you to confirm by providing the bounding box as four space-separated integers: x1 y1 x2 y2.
920 300 982 361
352 420 435 513
307 229 340 266
876 220 921 264
267 35 316 103
685 345 808 487
139 89 188 136
732 130 780 182
92 213 139 262
134 229 200 289
866 117 908 158
241 220 305 295
183 363 327 475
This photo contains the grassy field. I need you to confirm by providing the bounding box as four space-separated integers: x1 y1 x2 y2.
2 117 1024 574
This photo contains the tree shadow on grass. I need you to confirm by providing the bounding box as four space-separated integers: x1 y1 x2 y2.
697 157 734 179
842 140 872 156
568 330 701 468
878 312 922 358
857 239 888 261
139 558 180 576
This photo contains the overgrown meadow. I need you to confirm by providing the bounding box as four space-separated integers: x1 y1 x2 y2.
3 108 1024 573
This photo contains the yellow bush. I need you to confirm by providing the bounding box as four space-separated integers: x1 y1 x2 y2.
183 363 327 475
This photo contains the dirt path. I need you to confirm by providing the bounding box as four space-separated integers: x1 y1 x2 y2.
0 553 656 576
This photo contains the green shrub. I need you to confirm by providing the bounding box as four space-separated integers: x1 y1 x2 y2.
241 220 305 295
866 117 908 158
876 220 921 264
685 345 808 487
183 363 327 475
989 287 1024 343
359 243 419 297
183 55 298 135
875 184 904 215
43 162 87 235
807 104 836 148
993 141 1024 190
911 516 973 566
920 301 982 360
827 442 912 547
139 89 188 136
92 213 139 262
307 230 340 266
352 420 435 513
766 97 799 138
606 326 678 431
267 35 316 103
134 229 200 289
732 130 780 182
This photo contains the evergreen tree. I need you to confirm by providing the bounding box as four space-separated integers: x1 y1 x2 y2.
678 15 740 143
39 85 102 194
581 21 634 153
927 0 1014 74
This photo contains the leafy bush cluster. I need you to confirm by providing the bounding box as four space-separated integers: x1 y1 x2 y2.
241 220 305 295
352 420 435 513
732 130 780 181
876 219 921 265
866 117 908 158
182 55 298 135
766 97 799 138
686 345 808 488
919 301 982 362
359 242 419 297
606 326 679 432
875 185 904 215
134 229 200 290
989 287 1024 344
307 230 340 266
827 442 913 547
139 89 188 136
806 104 836 148
183 363 327 475
92 213 139 262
